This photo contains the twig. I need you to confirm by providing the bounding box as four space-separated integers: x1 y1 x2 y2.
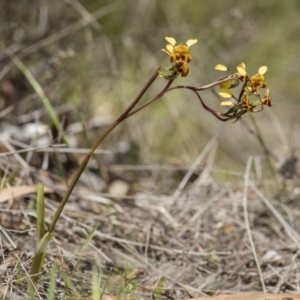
0 226 16 249
0 138 29 171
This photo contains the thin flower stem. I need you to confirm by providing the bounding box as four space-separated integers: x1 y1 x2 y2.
117 67 160 121
34 67 166 282
47 119 120 233
126 75 236 119
172 74 237 91
126 79 174 118
238 78 249 101
47 67 160 234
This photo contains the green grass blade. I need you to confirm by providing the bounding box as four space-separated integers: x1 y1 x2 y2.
36 183 45 244
47 265 56 300
154 275 165 300
30 232 53 283
71 224 98 277
92 266 101 300
58 265 81 297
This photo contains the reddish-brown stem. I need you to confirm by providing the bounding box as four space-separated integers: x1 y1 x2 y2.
48 67 163 234
126 76 236 119
125 78 174 118
237 78 250 101
117 67 161 122
127 76 239 121
186 87 230 121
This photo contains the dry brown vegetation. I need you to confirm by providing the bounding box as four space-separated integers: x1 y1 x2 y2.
1 1 300 299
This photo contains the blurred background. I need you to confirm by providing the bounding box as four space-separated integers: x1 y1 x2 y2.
0 0 299 179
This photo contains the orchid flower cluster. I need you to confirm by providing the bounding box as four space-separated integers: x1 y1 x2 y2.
160 37 272 122
214 62 272 121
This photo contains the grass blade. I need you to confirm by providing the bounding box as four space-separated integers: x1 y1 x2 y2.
36 183 45 244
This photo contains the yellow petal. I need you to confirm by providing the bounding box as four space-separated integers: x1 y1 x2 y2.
238 62 246 69
165 37 176 46
237 66 247 76
166 44 174 53
220 101 234 106
218 89 232 98
219 80 231 89
215 64 228 71
244 86 253 93
258 66 268 75
186 39 197 47
161 49 171 55
264 88 270 97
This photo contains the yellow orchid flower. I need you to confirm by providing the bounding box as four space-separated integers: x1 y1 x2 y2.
161 36 197 77
251 66 267 89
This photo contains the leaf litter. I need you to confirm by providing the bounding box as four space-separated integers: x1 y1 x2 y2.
0 124 300 299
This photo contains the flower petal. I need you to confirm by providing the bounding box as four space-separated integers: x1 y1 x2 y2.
165 37 176 46
186 39 197 47
215 64 228 71
264 88 270 97
237 66 247 76
161 49 171 55
238 62 246 69
218 89 233 98
219 80 231 89
220 101 234 106
258 66 268 75
166 44 174 53
244 86 253 93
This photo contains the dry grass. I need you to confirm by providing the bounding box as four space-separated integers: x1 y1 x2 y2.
0 134 300 299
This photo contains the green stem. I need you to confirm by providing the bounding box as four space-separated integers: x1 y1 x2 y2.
36 183 45 243
29 232 53 283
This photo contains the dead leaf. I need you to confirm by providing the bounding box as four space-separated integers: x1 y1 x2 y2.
220 223 236 234
0 185 53 203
